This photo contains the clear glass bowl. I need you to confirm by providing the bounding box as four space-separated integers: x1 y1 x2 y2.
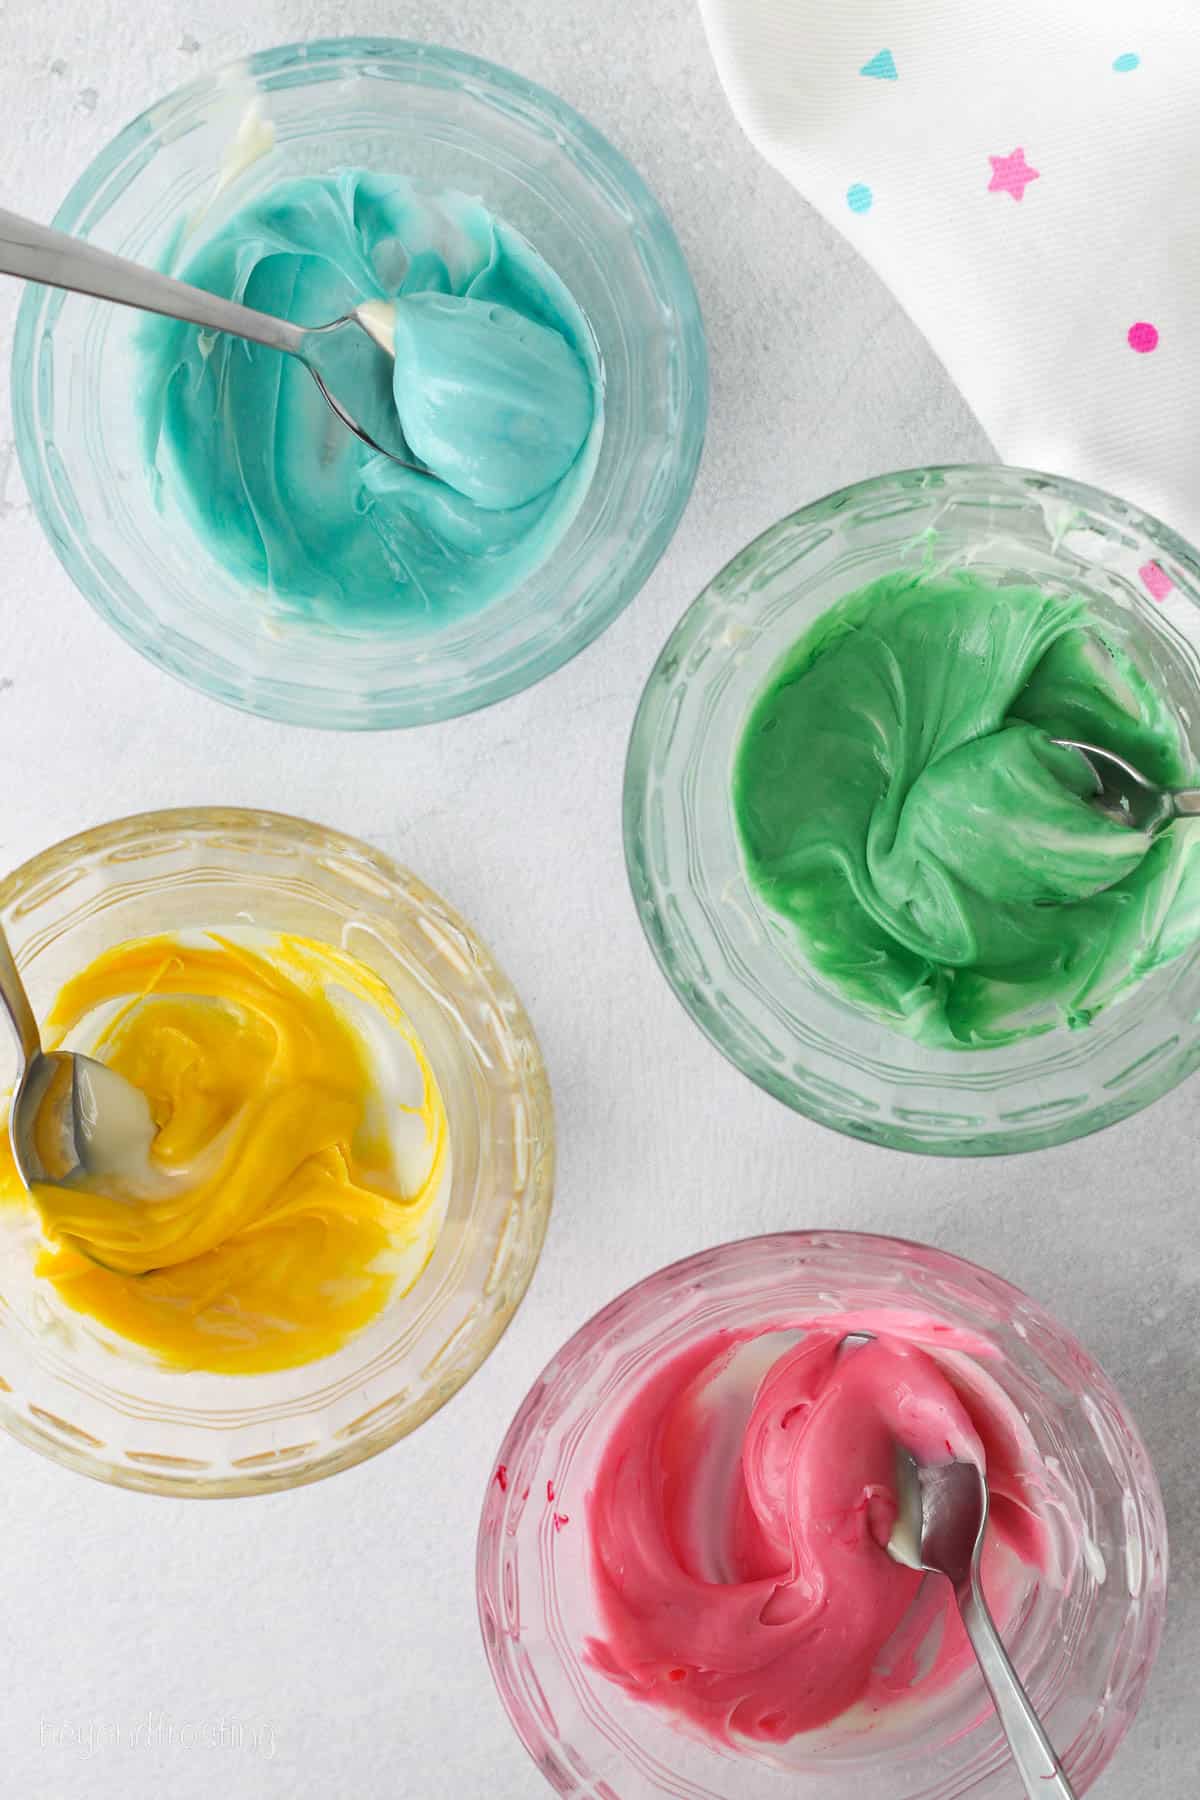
625 464 1200 1154
477 1231 1167 1799
0 808 553 1495
11 37 707 729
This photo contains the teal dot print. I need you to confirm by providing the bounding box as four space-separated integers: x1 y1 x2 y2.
1113 53 1141 72
847 183 873 214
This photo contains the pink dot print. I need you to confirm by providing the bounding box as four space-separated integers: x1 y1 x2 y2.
1127 322 1159 354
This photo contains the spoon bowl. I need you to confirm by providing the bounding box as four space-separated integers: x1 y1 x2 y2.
840 1336 1001 1607
300 310 417 465
1054 737 1200 834
889 1447 986 1585
0 930 156 1201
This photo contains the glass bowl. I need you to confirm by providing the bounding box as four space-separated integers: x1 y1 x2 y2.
625 464 1200 1154
477 1230 1167 1799
0 807 553 1496
12 37 707 729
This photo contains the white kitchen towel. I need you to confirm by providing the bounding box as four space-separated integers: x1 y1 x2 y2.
699 0 1200 552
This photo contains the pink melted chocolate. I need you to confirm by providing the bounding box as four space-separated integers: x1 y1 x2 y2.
586 1312 1071 1746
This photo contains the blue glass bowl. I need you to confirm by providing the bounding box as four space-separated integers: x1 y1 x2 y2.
12 39 707 729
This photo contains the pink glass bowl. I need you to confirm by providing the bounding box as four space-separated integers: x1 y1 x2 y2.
477 1232 1167 1798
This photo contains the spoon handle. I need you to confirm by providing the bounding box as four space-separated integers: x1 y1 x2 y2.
0 926 42 1079
0 205 305 356
1171 787 1200 817
958 1573 1078 1798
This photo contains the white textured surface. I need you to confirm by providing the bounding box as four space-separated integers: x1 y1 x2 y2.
0 4 1192 1797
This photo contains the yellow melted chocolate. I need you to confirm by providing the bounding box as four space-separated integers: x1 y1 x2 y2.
0 934 449 1374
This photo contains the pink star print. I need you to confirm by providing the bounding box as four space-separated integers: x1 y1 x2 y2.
988 148 1039 201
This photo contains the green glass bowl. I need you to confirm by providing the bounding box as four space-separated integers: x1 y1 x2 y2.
625 464 1200 1155
12 38 707 729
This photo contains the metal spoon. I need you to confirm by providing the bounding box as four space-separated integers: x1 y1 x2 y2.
889 1448 1078 1799
0 205 421 469
1054 738 1200 835
0 927 156 1195
835 1334 1077 1796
